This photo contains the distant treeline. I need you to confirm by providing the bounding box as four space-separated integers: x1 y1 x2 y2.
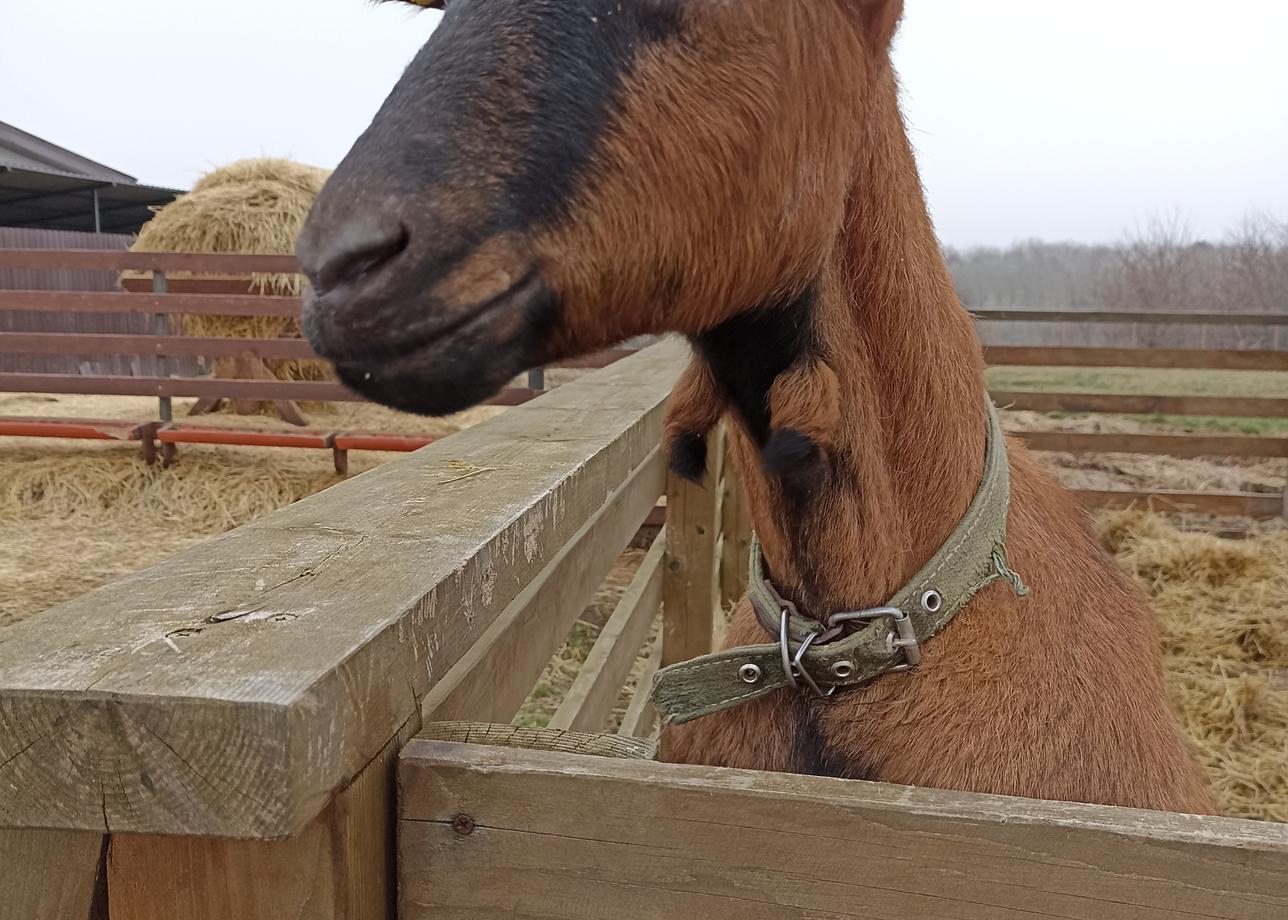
948 214 1288 349
946 213 1288 312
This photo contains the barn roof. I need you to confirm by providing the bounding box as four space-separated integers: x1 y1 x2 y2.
0 120 184 234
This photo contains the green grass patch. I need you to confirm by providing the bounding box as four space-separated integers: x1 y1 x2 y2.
986 366 1288 399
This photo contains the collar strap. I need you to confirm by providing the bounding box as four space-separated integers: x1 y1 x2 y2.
652 398 1028 725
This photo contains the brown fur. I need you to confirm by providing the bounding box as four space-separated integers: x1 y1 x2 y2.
308 0 1212 812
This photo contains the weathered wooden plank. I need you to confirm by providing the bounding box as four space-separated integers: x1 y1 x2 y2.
985 345 1288 371
0 249 302 273
419 449 664 725
0 290 301 317
399 741 1288 920
1077 488 1285 518
616 633 661 739
992 390 1288 419
662 425 724 667
975 309 1288 326
0 331 320 360
0 829 104 920
1012 429 1288 459
718 445 751 614
0 342 684 839
549 533 665 733
0 371 358 401
109 719 415 920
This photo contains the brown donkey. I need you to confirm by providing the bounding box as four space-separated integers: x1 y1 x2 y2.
297 0 1211 812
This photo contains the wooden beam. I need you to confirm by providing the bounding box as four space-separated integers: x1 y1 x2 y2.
0 342 684 839
109 720 416 920
398 741 1288 920
992 390 1288 419
0 290 301 317
1011 430 1288 459
719 445 751 614
0 371 359 401
662 425 724 667
1076 488 1285 518
0 372 537 407
419 449 665 725
616 633 661 740
549 533 665 733
0 249 302 273
0 830 105 920
0 331 320 360
985 345 1288 372
975 308 1288 326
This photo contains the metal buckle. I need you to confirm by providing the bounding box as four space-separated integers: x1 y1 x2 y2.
778 611 835 698
827 606 923 669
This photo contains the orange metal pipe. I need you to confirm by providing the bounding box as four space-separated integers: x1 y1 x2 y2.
332 434 435 452
156 429 331 449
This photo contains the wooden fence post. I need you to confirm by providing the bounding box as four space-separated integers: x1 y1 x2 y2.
719 437 751 617
662 424 724 666
0 829 105 920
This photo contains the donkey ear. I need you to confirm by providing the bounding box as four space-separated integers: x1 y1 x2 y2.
850 0 904 51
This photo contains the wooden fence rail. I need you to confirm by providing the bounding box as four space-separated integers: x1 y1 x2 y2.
399 741 1288 920
2 332 1287 917
0 343 685 920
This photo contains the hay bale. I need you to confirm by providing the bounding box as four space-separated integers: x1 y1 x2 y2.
125 158 334 386
190 158 330 199
1099 511 1288 822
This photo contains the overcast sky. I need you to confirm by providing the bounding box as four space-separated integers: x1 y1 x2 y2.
4 1 1285 248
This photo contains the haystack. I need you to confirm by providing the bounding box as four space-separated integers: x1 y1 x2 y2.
124 158 332 383
1098 511 1288 822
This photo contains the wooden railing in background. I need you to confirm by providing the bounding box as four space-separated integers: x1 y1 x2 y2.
0 249 1285 515
980 306 1288 520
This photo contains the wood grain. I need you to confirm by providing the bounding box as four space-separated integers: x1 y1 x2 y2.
399 741 1288 920
107 716 416 920
0 829 104 920
991 390 1288 419
419 449 664 725
662 425 724 667
718 445 751 617
1011 429 1288 459
616 633 661 740
549 533 665 732
0 342 684 839
985 345 1288 371
975 309 1288 326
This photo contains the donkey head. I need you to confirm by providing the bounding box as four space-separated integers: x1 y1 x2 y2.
298 0 903 415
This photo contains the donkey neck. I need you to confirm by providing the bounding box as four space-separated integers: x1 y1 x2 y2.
696 68 988 618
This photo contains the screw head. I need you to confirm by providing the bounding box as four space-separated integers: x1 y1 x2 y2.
451 814 475 836
738 663 763 684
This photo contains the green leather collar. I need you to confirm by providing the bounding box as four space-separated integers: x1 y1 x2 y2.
652 399 1028 725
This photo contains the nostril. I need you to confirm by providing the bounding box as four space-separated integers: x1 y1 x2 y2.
304 216 409 293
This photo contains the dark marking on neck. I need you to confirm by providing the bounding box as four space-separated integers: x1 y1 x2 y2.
792 701 875 780
691 284 818 445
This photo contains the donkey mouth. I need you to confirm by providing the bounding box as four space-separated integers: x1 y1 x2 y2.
311 269 558 416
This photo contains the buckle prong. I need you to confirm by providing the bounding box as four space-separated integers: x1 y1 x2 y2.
778 611 835 698
827 605 922 669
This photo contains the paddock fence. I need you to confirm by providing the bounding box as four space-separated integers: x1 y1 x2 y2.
980 306 1288 519
1 341 1284 919
0 249 1286 516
